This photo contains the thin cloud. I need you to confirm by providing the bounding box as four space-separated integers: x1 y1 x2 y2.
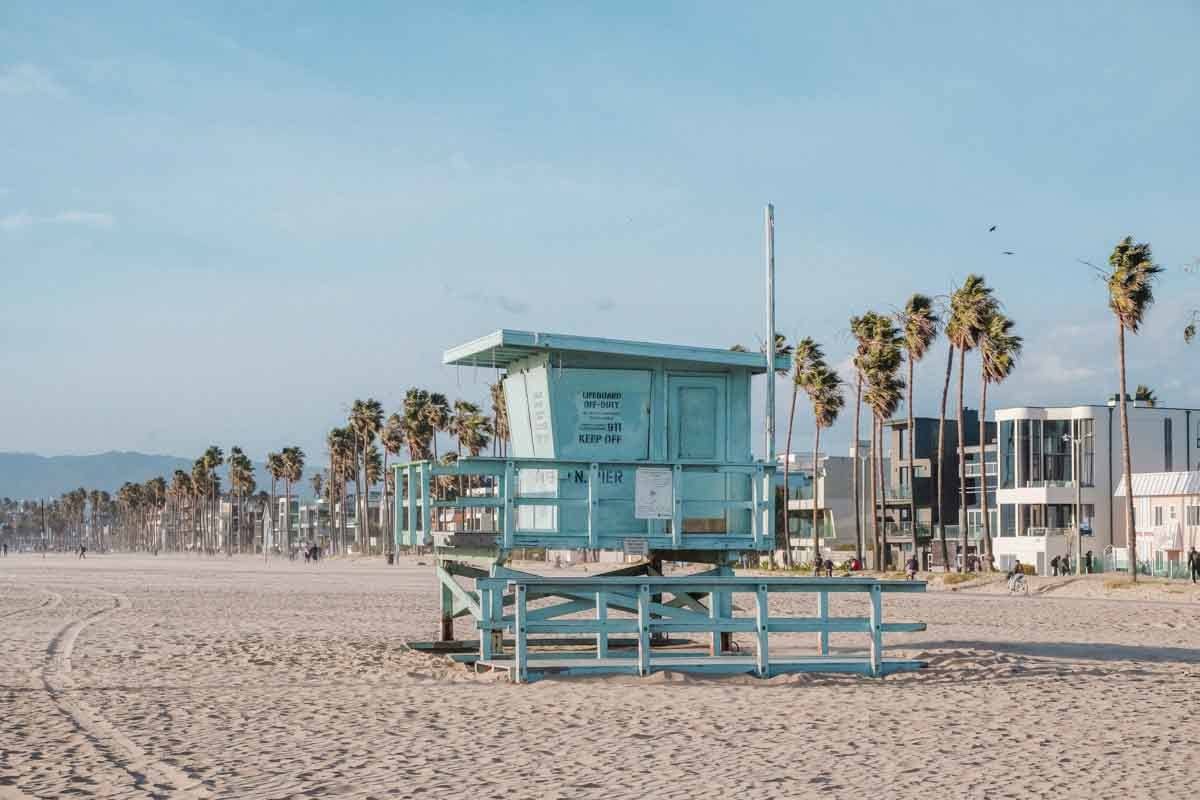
0 63 65 96
0 210 116 232
444 285 529 315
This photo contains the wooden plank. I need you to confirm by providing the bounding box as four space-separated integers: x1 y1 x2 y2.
817 590 829 656
754 584 769 677
502 461 515 550
596 590 608 658
514 584 528 684
637 584 651 676
587 463 599 549
869 583 883 678
420 463 431 544
671 463 683 548
436 565 482 619
525 599 594 622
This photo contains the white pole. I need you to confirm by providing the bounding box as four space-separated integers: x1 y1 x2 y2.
765 203 776 461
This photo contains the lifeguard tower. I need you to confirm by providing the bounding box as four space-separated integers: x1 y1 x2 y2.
393 206 925 682
393 330 927 681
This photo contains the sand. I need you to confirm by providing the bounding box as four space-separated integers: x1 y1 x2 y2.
2 555 1198 799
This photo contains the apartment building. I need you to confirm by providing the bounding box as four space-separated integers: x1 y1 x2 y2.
992 399 1200 574
777 445 873 563
882 411 991 567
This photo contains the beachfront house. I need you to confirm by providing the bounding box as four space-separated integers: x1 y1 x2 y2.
881 412 988 568
777 446 872 564
1114 471 1200 578
991 398 1200 575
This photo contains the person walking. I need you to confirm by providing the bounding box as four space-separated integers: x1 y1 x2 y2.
1188 547 1200 584
1050 555 1060 576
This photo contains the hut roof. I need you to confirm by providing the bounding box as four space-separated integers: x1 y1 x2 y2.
443 329 790 373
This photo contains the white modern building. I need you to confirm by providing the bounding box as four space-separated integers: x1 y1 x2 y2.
992 399 1200 574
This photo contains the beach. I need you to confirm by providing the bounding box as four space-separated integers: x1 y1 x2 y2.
2 555 1197 799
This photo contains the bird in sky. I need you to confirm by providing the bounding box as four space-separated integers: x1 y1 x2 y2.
988 225 997 232
1002 251 1014 255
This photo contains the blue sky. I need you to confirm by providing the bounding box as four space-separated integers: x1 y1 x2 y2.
2 1 1198 463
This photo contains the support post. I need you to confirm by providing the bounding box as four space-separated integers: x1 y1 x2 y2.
671 463 683 548
503 461 515 550
587 463 599 550
479 585 493 660
596 590 608 659
514 583 528 683
755 583 770 677
406 464 417 547
637 583 651 676
868 582 883 677
439 569 455 642
817 590 829 655
708 587 722 656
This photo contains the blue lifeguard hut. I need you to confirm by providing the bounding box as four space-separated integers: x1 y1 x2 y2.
393 209 926 681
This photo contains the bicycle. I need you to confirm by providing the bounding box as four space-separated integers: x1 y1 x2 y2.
1007 572 1029 596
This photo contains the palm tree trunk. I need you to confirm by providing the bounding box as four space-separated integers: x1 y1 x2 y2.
907 354 916 562
382 448 390 558
781 380 799 568
878 417 889 569
354 440 363 554
812 425 822 560
957 347 968 569
1117 324 1138 581
980 376 993 570
936 345 953 570
269 477 277 556
852 375 864 563
284 479 291 554
868 417 878 569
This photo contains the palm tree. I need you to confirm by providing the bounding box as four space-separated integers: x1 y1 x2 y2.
326 427 354 554
781 337 822 567
849 314 881 565
201 446 224 551
281 446 306 552
1133 384 1158 407
934 329 955 572
862 314 904 569
978 311 1022 570
1103 237 1162 581
401 389 435 461
489 382 510 457
229 448 255 553
801 361 845 560
425 393 451 462
350 399 384 554
946 275 996 569
897 294 940 557
169 471 191 552
381 412 405 554
190 458 211 552
265 451 284 554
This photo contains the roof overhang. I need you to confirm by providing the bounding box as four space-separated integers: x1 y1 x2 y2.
443 329 790 373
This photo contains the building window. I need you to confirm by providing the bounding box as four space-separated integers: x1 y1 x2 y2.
1000 421 1014 489
1154 506 1163 526
1001 504 1015 536
1078 419 1095 487
1165 418 1173 472
1187 506 1200 526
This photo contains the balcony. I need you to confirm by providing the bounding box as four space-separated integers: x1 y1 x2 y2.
1021 526 1074 537
963 462 997 478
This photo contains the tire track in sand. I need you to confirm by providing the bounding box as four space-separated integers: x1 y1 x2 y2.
40 587 213 799
0 587 62 620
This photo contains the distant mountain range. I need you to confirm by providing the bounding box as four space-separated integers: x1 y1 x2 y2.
0 451 319 500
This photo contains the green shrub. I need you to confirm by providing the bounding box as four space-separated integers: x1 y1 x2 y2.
942 572 977 585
